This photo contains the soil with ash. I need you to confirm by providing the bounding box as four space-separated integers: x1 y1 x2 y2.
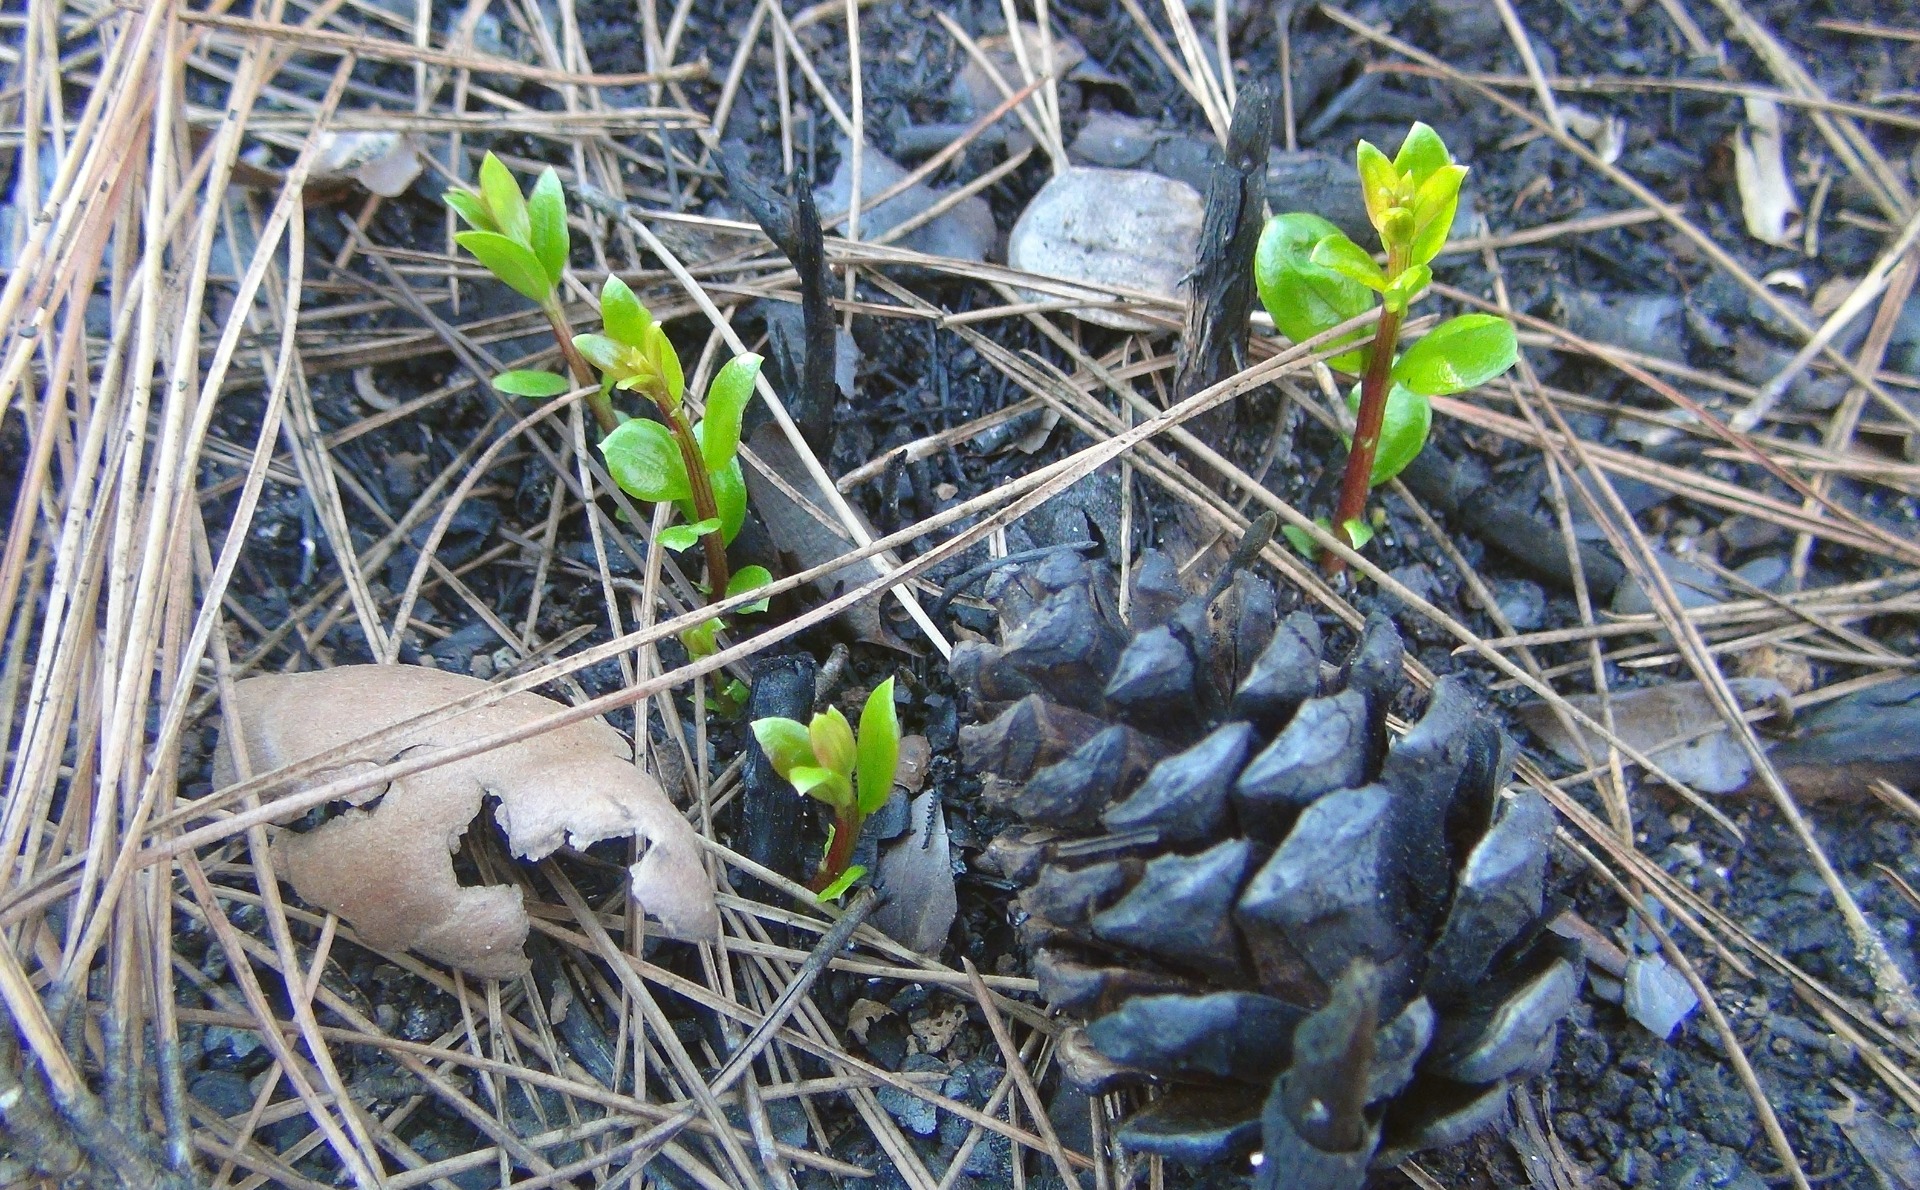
178 0 1920 1187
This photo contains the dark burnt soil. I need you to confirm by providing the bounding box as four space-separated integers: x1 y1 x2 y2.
176 0 1920 1187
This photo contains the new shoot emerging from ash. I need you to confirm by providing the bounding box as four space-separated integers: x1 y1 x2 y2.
751 678 902 900
445 152 770 651
1254 122 1519 572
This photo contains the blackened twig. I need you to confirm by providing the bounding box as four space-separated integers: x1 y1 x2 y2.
1174 80 1275 412
719 150 836 450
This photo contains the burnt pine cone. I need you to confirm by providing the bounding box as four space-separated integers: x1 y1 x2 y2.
953 551 1577 1185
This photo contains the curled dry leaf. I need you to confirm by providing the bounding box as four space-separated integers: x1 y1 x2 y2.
1518 677 1790 795
217 664 717 978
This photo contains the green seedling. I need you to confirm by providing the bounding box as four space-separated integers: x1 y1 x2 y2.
447 153 771 620
751 677 901 899
1254 122 1519 571
445 152 616 432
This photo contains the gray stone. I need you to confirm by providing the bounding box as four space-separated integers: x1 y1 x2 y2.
1610 551 1726 615
1008 166 1205 330
1493 578 1547 631
1559 289 1688 362
1624 955 1699 1040
814 137 994 264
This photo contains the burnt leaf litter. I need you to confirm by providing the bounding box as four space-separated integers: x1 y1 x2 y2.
18 0 1920 1188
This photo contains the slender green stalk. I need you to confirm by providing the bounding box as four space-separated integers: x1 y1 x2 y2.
542 302 618 435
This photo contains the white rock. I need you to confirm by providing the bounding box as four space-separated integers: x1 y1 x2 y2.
1007 166 1203 331
1624 955 1699 1040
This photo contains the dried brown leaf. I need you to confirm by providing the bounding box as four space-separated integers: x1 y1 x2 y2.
218 665 717 977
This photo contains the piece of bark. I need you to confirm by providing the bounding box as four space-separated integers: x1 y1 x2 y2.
218 665 717 978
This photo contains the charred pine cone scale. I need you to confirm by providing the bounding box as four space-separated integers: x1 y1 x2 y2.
953 552 1576 1185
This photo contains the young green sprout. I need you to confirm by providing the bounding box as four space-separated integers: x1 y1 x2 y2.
1254 122 1519 572
446 152 770 614
751 677 901 900
445 152 615 431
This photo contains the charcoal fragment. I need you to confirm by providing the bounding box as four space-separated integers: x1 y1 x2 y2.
1232 612 1323 732
1087 992 1306 1084
1422 788 1553 1005
1019 860 1132 931
1103 624 1201 727
1012 725 1171 827
1091 838 1260 982
960 694 1108 783
1116 1087 1263 1163
1236 784 1417 1000
1103 721 1256 845
1033 949 1197 1017
1233 690 1375 836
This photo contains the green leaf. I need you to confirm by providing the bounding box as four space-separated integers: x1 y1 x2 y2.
600 275 652 349
1309 233 1388 292
527 167 569 288
492 369 571 397
1409 164 1467 266
810 707 856 780
1392 121 1451 189
1342 518 1376 550
727 564 773 614
599 416 690 503
659 517 721 551
1381 263 1432 314
1281 522 1320 559
444 188 495 234
646 323 684 407
1346 380 1432 487
1254 213 1375 370
573 333 628 375
816 864 866 903
855 677 899 816
710 457 748 544
787 765 849 804
681 616 721 659
700 353 761 473
1355 139 1400 233
455 231 552 302
477 152 531 246
751 717 814 781
1392 313 1518 396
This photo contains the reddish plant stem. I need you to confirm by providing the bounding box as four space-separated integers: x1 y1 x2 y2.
660 405 731 605
1324 284 1406 576
809 809 861 892
543 297 730 601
